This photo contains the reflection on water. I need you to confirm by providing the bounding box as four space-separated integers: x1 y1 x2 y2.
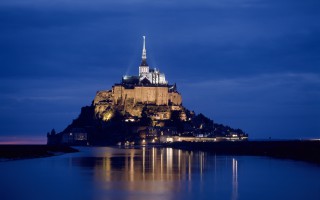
91 147 205 182
72 148 208 196
114 149 200 180
232 158 238 200
1 147 320 200
70 147 238 199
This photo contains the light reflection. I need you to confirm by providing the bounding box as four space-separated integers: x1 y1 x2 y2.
142 147 145 180
232 158 238 200
130 150 134 182
92 148 211 183
102 153 111 182
188 153 192 181
166 148 173 180
74 146 242 197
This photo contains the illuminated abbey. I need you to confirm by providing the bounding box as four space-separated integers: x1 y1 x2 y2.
93 36 182 121
110 36 180 106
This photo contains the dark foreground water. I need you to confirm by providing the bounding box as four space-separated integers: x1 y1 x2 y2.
0 147 319 200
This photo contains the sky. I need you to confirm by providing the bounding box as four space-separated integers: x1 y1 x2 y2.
0 0 319 143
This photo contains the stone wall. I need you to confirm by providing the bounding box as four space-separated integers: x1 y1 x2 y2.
112 85 181 106
93 85 183 121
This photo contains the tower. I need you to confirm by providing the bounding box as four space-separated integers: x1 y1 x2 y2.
139 36 149 77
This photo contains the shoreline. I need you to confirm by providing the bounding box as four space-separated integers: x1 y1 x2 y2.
164 140 320 164
0 145 79 161
2 141 320 164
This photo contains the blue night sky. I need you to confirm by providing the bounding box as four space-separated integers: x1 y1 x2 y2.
0 0 319 143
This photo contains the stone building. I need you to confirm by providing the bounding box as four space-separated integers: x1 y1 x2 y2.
93 36 182 121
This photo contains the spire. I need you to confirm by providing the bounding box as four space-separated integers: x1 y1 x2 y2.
140 36 148 66
142 36 147 60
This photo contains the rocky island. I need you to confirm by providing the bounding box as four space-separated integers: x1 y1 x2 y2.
47 36 248 146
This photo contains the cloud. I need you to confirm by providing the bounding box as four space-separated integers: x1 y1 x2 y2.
0 0 264 8
0 77 112 104
180 72 320 137
182 72 320 109
186 73 320 90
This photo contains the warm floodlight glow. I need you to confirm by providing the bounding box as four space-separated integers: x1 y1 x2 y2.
103 112 113 121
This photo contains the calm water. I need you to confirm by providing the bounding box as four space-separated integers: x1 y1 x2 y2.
0 147 319 200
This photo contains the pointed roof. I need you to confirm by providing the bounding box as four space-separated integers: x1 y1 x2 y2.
140 77 151 85
140 36 148 66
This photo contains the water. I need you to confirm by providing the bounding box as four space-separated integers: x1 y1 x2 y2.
0 147 319 200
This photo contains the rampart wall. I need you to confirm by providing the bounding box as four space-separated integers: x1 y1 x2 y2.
112 85 182 106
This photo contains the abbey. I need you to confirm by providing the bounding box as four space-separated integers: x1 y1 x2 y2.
112 36 180 106
93 36 182 121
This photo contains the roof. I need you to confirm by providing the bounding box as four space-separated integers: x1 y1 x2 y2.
140 77 151 85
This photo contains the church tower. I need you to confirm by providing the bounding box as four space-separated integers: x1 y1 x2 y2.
139 36 149 77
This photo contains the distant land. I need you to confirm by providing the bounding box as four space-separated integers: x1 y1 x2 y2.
0 145 78 161
47 36 248 146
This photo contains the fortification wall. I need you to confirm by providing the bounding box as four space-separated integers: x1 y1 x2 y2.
93 85 183 121
112 85 180 106
155 87 169 105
